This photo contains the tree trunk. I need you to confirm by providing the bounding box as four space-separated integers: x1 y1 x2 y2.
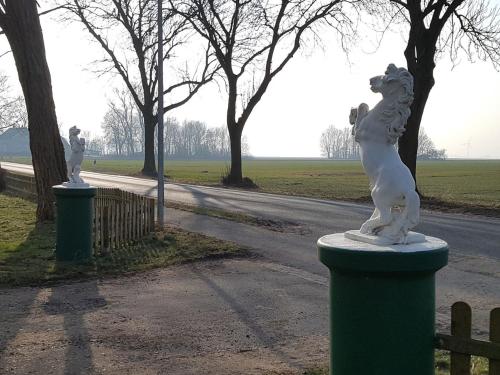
227 125 243 184
142 112 157 176
224 76 245 184
400 52 435 188
1 0 67 222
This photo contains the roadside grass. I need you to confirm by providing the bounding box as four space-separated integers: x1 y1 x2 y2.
435 351 489 375
0 194 246 287
300 352 489 375
4 157 500 212
166 201 308 234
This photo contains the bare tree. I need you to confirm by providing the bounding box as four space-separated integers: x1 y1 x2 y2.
320 125 337 158
64 0 218 175
320 124 359 159
365 0 500 185
417 127 446 159
100 89 144 157
109 88 143 155
165 116 181 156
86 135 107 156
0 0 67 221
163 119 247 159
174 0 357 184
0 73 28 133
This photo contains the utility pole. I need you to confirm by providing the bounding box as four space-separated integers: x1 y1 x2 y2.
157 0 165 227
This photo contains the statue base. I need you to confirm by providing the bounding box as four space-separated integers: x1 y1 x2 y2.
53 185 97 262
318 233 448 375
61 182 91 189
344 229 426 246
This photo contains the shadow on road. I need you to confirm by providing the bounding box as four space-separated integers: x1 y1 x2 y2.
191 265 306 371
0 226 47 371
44 280 107 375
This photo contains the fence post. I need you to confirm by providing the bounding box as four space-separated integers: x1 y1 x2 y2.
491 308 500 375
103 205 110 254
150 198 155 231
93 205 97 250
111 200 116 250
450 302 472 375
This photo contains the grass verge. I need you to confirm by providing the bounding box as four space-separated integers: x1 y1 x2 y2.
0 194 246 287
300 351 489 375
166 201 309 234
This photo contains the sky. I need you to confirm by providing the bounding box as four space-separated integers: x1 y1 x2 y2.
1 4 499 159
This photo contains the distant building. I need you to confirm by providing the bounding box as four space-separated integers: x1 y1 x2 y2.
0 128 70 157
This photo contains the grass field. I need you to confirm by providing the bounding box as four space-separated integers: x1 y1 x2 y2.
0 193 244 286
3 157 500 211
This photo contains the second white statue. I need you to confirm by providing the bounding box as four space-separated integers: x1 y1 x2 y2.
64 125 89 188
347 63 425 245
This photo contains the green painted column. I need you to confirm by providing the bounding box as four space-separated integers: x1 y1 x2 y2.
318 233 448 375
53 185 97 262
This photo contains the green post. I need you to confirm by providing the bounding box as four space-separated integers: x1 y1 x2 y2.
318 233 448 375
53 185 97 262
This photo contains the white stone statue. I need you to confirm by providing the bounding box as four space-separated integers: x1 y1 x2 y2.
346 63 424 245
66 126 86 185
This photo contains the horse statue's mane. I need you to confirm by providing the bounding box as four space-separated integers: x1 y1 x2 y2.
379 64 414 144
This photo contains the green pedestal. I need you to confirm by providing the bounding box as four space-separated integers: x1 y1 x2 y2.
53 185 96 262
318 233 448 375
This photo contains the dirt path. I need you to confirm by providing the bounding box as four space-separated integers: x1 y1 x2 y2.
1 209 499 374
1 254 499 374
0 259 332 375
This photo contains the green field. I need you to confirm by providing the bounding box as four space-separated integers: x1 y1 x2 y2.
3 157 500 211
80 159 500 209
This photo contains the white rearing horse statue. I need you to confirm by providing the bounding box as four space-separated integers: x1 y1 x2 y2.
349 63 421 245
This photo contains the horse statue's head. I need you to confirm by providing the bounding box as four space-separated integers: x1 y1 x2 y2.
368 64 414 144
69 126 81 138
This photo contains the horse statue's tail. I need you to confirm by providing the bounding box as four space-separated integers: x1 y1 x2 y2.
403 190 420 231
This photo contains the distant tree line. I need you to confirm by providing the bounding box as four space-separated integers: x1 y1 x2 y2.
320 125 359 160
85 90 250 160
320 125 446 160
417 128 447 160
162 118 250 160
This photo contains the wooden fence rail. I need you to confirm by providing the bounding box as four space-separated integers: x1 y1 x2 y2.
1 170 156 253
435 302 500 375
93 188 155 253
3 170 37 199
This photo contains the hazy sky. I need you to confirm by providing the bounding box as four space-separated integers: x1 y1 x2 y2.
1 4 499 159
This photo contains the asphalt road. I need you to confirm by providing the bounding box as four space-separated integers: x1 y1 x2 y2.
3 161 499 262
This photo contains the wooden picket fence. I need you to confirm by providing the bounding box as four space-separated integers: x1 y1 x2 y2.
1 170 156 253
435 302 500 375
93 188 155 253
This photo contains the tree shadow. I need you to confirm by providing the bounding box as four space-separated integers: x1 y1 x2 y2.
191 266 305 371
0 224 53 371
43 278 106 375
0 223 106 374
